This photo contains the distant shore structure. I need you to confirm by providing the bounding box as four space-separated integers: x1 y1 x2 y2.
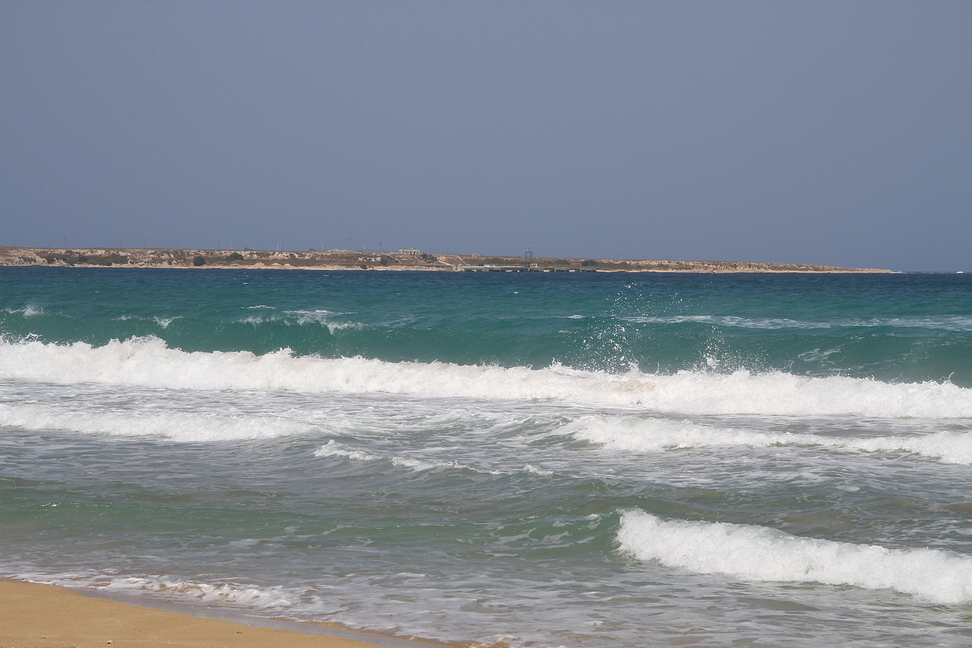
462 265 594 273
0 246 891 273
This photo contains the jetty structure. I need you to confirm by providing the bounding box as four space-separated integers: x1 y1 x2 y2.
0 246 890 273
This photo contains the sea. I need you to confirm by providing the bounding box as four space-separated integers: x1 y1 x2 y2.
2 267 972 648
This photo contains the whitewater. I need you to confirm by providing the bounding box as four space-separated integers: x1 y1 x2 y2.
2 267 972 647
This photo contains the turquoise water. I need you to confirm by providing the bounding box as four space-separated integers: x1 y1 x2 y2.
2 268 972 647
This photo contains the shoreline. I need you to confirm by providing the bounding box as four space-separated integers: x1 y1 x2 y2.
0 246 890 273
0 579 449 648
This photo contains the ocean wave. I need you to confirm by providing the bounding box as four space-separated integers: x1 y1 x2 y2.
569 416 972 464
617 510 972 604
1 337 971 418
239 308 363 334
9 570 294 610
154 316 177 329
3 304 45 317
110 314 179 328
314 440 504 474
0 401 315 441
625 315 833 330
625 314 972 332
108 576 295 609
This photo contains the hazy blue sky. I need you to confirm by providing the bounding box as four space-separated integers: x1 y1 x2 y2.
2 2 969 270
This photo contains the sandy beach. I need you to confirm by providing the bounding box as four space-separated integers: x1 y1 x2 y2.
0 580 432 648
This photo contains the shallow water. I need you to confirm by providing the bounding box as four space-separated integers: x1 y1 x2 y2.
2 268 972 647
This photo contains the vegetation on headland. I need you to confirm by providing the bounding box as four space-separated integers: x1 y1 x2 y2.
0 246 890 273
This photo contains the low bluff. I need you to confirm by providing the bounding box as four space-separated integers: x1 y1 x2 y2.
0 247 890 273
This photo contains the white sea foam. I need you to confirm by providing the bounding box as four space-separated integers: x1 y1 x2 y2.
4 305 44 317
0 402 314 441
626 314 972 332
2 337 972 418
881 316 972 332
569 416 816 451
627 315 833 329
523 464 556 476
314 439 381 462
109 576 295 608
314 440 502 474
852 431 972 464
569 416 972 464
240 309 362 333
14 570 294 609
153 316 176 328
111 314 178 328
286 309 357 330
617 510 972 604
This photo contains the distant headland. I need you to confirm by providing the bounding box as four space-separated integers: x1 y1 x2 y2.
0 246 890 273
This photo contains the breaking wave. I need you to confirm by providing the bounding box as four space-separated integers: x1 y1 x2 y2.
1 337 971 418
617 510 972 604
570 416 972 463
0 401 316 441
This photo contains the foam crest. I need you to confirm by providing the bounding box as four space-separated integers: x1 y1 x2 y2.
18 571 294 610
854 431 972 464
240 308 363 334
314 439 380 462
523 464 556 476
626 314 972 332
627 315 831 329
314 440 502 474
571 416 972 464
879 316 972 332
287 309 358 328
647 370 972 418
4 305 45 317
0 402 314 441
617 510 972 604
0 337 658 405
568 416 802 452
154 316 176 328
2 337 972 418
109 576 295 608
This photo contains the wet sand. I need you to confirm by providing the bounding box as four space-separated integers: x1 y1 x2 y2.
0 580 439 648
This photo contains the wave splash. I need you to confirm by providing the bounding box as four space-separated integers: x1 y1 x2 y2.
2 336 971 418
617 510 972 604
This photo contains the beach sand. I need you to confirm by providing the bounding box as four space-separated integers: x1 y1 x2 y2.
0 580 432 648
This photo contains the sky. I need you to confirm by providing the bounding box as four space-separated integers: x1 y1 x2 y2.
1 2 969 271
